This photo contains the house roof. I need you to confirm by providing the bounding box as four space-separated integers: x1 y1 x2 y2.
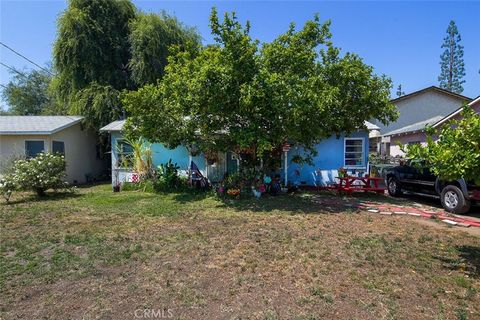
384 115 444 137
0 116 83 135
390 86 472 104
432 96 480 128
100 120 126 132
100 119 379 133
364 121 380 131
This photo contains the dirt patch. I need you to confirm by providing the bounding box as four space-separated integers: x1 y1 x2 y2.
1 186 480 319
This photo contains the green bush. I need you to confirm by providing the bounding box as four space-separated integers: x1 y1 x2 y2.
1 153 71 199
0 177 16 202
154 160 188 192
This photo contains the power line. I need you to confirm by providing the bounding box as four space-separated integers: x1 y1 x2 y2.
0 61 28 79
0 42 53 75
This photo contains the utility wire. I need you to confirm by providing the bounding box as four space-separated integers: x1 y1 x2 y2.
0 42 53 75
0 61 28 79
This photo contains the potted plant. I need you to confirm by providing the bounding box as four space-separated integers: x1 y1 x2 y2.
338 167 347 178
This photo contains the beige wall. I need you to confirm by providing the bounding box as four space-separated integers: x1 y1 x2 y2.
0 123 104 184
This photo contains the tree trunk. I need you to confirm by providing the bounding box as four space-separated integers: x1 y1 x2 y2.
36 188 46 197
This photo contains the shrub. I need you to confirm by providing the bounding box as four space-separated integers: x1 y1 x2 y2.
154 160 187 192
9 153 70 197
0 177 16 202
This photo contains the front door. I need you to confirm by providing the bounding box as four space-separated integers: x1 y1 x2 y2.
206 152 226 183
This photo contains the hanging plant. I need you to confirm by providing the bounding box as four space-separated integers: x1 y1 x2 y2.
205 150 219 165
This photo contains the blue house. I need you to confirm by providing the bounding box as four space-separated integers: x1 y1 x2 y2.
100 120 379 187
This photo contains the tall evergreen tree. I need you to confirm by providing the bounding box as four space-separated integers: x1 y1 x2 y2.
396 84 405 97
438 20 465 94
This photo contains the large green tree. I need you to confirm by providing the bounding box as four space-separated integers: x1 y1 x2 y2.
53 0 135 130
438 20 466 94
129 11 200 86
123 9 397 170
404 105 480 184
52 0 200 132
1 68 53 115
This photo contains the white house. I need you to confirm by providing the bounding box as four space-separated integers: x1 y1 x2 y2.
371 86 472 156
0 116 105 184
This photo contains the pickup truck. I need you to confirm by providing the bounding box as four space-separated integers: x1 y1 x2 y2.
384 161 480 214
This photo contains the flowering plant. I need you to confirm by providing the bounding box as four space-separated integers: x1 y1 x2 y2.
7 153 70 197
0 177 16 202
226 188 241 197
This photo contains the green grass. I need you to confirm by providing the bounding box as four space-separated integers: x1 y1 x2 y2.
1 184 480 319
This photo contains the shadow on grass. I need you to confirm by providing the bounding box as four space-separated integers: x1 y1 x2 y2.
215 192 354 215
2 191 82 206
458 245 480 278
171 191 210 204
435 245 480 278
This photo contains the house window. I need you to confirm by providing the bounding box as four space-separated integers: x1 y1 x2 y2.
52 141 65 155
116 139 133 168
25 140 45 158
344 138 365 168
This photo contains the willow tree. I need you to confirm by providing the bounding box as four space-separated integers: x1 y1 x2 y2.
123 9 397 171
52 0 199 131
129 11 201 86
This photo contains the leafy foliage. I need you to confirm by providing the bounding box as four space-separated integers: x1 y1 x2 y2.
0 153 70 198
123 9 397 171
154 160 187 192
70 83 123 131
1 68 54 115
404 105 480 183
52 0 200 132
129 11 201 86
54 0 135 93
438 20 466 94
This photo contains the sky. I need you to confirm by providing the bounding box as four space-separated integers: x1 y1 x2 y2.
0 0 479 111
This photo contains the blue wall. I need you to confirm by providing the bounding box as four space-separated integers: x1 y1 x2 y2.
110 130 369 186
111 132 206 184
283 131 370 186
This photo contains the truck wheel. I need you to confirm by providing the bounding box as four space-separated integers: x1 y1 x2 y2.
441 185 471 214
387 177 402 197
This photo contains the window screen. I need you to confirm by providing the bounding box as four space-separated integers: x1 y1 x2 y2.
25 140 45 158
52 141 65 155
344 138 365 167
116 139 133 167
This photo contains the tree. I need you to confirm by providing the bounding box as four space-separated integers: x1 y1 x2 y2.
1 68 53 115
52 0 135 130
123 9 397 171
52 0 199 132
396 84 405 97
438 20 465 94
129 11 200 86
404 105 480 184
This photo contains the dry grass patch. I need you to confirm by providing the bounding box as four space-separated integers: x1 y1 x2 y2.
1 185 479 319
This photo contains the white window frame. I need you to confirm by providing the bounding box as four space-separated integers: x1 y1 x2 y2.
115 138 133 169
24 139 46 158
344 137 366 169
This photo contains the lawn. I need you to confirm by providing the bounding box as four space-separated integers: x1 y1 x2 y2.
1 184 480 319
